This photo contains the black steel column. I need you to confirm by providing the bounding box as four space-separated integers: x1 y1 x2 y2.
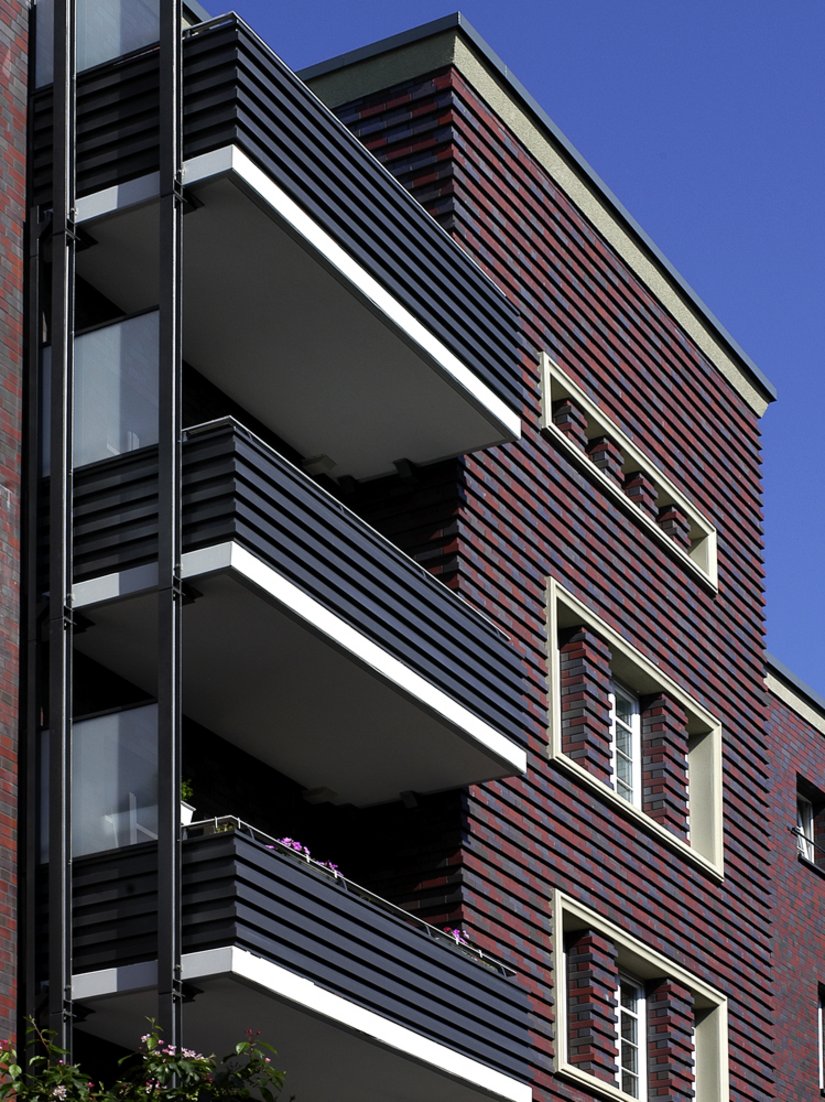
157 0 184 1047
47 0 76 1054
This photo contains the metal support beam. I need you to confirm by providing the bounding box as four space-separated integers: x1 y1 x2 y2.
157 0 184 1048
47 0 76 1054
21 202 51 1047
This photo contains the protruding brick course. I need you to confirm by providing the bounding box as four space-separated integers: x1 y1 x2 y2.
559 625 614 786
552 397 589 452
646 977 695 1101
624 469 659 518
565 929 619 1083
657 504 692 551
641 694 690 840
587 435 624 485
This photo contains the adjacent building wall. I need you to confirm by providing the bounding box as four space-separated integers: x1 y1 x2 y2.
0 0 27 1044
766 663 825 1102
314 39 774 1101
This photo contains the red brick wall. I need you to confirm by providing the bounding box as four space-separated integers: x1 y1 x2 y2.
329 61 773 1101
766 680 825 1102
0 0 27 1046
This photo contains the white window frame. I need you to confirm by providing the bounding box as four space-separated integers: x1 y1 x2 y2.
554 891 729 1102
541 353 718 588
818 987 825 1092
617 972 647 1100
610 682 642 807
797 793 816 862
547 576 724 875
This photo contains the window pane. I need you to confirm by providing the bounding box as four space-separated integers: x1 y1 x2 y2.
72 706 158 857
615 693 635 725
621 1069 639 1096
611 682 640 805
618 975 644 1100
797 795 815 860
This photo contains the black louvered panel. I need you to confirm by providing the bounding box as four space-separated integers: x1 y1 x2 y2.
69 833 531 1082
31 16 522 417
67 420 527 748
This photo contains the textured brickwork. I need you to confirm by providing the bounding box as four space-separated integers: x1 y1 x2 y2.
624 470 659 519
767 677 825 1102
326 53 773 1102
641 694 689 839
333 457 463 588
646 977 695 1100
565 929 619 1083
0 0 27 1047
558 626 613 785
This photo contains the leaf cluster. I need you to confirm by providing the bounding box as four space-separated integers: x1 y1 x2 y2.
0 1022 286 1102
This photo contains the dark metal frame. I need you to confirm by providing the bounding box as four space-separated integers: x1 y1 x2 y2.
47 0 76 1054
156 0 184 1046
36 0 185 1053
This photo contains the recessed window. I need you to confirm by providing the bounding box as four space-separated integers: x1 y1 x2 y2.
611 684 641 806
547 577 724 874
541 353 718 588
795 782 824 869
617 973 647 1099
818 987 825 1091
555 891 728 1102
798 794 816 862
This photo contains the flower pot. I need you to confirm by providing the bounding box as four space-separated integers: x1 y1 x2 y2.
180 800 196 826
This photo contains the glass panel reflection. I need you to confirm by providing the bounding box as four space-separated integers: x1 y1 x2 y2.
36 0 159 87
72 705 158 857
41 311 159 473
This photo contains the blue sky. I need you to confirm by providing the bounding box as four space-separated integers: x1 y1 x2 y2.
220 0 825 697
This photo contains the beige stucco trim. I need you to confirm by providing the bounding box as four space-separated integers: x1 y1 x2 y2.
541 352 719 587
546 577 724 872
308 30 769 417
766 672 825 736
553 890 729 1102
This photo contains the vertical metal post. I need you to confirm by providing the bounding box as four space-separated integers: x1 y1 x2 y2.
157 0 184 1047
21 201 46 1042
47 0 76 1053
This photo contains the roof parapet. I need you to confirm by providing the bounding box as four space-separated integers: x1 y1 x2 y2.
302 12 777 416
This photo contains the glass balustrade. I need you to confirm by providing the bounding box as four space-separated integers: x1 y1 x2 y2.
35 0 160 87
41 310 159 473
41 704 159 860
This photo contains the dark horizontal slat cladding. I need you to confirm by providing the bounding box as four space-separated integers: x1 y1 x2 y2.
31 18 521 417
69 833 530 1081
68 421 527 748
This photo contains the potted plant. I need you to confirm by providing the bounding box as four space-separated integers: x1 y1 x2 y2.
180 779 196 826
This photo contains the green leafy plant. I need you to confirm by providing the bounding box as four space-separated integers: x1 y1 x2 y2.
0 1020 287 1102
179 779 194 804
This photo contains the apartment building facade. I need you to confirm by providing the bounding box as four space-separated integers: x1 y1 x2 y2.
766 659 825 1102
0 2 821 1101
